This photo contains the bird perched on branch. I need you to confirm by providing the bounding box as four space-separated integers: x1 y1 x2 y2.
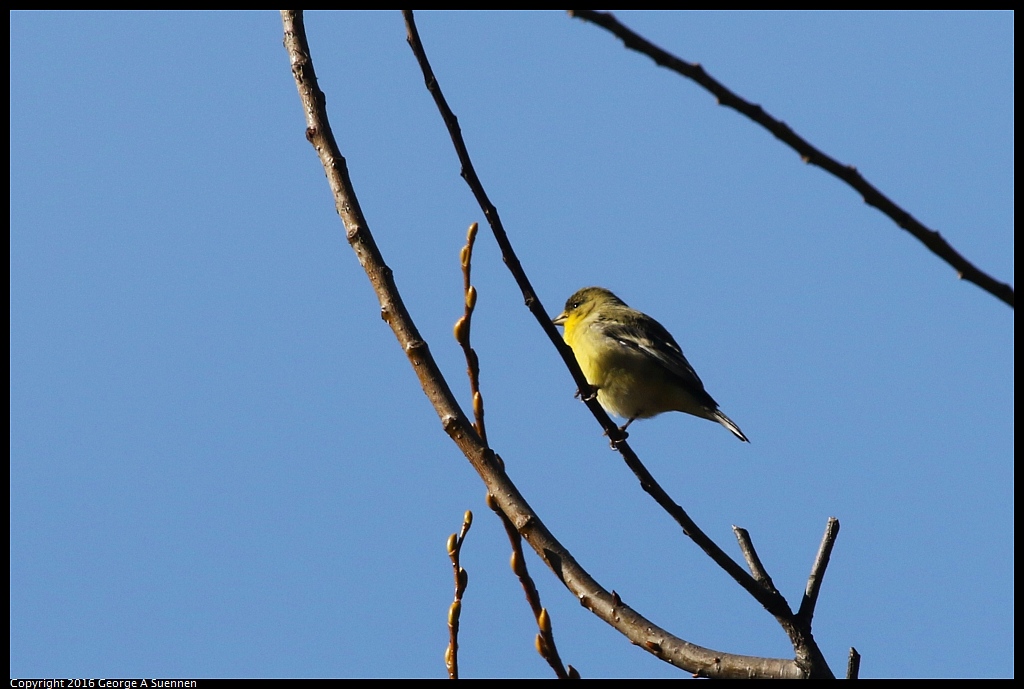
553 287 748 442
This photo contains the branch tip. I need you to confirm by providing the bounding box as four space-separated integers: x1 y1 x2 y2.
571 9 1013 307
846 647 861 680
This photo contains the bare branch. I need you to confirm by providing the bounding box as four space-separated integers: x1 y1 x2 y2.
732 525 780 596
282 9 805 678
568 10 1013 309
798 517 841 625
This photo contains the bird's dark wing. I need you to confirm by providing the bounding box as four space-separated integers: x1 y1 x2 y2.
599 315 719 408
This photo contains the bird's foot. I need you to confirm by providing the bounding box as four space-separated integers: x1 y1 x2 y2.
604 425 629 447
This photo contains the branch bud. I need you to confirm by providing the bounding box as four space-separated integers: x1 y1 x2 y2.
453 316 468 344
538 607 552 634
510 550 526 577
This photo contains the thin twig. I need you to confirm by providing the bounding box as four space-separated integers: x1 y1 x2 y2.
282 10 804 678
732 526 780 596
445 510 473 679
568 10 1013 309
487 494 576 679
401 10 834 677
797 517 841 624
453 222 486 444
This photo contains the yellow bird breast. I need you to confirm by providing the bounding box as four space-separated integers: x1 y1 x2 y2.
565 320 686 421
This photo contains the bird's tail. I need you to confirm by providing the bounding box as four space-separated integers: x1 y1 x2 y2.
712 409 749 443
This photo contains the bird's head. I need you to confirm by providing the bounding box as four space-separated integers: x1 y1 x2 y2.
552 287 626 328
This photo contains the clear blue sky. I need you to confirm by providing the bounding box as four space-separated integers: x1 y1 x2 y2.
10 11 1013 679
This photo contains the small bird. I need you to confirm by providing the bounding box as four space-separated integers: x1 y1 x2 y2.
552 287 748 442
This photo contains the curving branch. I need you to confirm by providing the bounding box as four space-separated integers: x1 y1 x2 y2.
568 9 1013 309
402 9 837 677
282 9 807 678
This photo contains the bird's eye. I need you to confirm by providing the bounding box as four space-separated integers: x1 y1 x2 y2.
571 301 580 310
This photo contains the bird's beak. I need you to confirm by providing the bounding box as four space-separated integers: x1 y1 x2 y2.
552 311 567 326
